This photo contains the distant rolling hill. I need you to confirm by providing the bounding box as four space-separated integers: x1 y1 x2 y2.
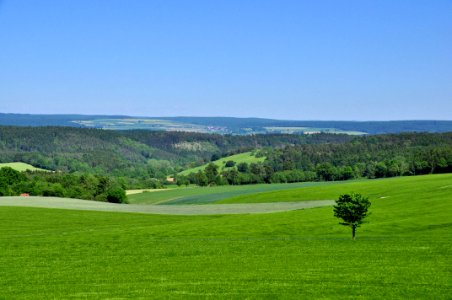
0 126 344 178
1 113 452 134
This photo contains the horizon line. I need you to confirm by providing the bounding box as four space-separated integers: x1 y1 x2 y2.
1 112 452 123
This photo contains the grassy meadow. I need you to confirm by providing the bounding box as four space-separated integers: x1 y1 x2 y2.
0 174 451 298
219 173 452 203
0 162 48 172
177 151 266 176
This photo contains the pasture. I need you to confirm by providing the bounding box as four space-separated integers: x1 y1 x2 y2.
177 151 266 176
0 174 450 298
0 162 48 172
219 173 452 204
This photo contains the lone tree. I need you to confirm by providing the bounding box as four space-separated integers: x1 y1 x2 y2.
333 193 371 240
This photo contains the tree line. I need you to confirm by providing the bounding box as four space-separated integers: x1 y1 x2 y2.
1 126 451 189
0 167 127 203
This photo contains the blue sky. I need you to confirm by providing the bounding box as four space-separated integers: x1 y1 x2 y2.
0 0 451 120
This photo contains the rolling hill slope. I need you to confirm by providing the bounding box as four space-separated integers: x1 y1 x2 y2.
218 173 452 204
0 173 450 298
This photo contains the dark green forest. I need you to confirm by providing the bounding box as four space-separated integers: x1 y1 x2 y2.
0 126 350 184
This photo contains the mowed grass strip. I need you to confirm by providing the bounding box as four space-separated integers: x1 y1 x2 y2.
218 173 452 204
0 174 450 298
0 197 334 215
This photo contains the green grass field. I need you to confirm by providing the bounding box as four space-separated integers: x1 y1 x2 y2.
128 181 348 204
0 162 48 172
178 151 266 176
218 174 452 204
0 174 451 298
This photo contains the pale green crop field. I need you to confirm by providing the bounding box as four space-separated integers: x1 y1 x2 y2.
178 151 266 176
0 162 48 172
0 196 334 215
0 173 450 298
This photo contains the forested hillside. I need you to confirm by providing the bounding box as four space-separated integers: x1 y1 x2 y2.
0 126 348 183
1 126 451 188
0 127 155 179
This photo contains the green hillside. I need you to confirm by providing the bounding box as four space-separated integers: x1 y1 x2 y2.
178 151 266 176
130 174 452 206
218 173 452 204
0 162 48 172
0 126 351 183
0 174 450 298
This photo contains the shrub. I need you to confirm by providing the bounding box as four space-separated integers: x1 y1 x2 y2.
106 186 128 204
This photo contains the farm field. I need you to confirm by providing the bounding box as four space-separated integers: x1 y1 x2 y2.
178 151 266 176
126 188 167 195
127 180 349 205
72 118 215 132
0 162 48 172
70 117 371 135
264 126 366 135
219 173 452 204
0 174 450 298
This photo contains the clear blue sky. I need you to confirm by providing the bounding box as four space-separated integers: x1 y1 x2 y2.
0 0 451 120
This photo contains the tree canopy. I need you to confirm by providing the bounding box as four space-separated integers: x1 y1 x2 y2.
333 193 371 240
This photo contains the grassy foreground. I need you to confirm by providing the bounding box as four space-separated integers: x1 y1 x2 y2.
0 174 451 298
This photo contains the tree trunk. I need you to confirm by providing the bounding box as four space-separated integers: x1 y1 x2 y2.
352 226 356 240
